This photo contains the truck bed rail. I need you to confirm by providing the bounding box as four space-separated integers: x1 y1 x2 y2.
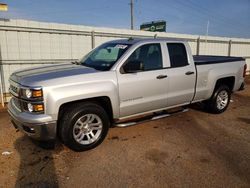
193 55 245 65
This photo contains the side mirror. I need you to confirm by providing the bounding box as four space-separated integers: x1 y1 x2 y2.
123 60 144 73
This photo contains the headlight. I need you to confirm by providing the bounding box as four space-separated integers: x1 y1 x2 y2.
22 88 43 99
27 103 44 113
25 89 32 98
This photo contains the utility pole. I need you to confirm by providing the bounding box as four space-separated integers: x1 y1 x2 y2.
130 0 134 30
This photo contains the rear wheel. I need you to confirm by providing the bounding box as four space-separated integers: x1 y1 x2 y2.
204 85 231 114
59 102 110 151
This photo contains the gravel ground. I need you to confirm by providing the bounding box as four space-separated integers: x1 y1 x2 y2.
0 77 250 188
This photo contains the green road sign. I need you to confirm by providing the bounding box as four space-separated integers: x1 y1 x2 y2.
140 20 166 32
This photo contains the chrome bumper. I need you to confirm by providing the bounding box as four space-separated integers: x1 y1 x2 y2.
8 98 57 141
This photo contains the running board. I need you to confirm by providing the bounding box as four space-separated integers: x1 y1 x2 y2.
115 108 189 128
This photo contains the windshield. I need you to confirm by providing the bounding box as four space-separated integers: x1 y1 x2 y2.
79 42 131 71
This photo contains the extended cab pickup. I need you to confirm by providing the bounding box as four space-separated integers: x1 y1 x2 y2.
8 38 247 151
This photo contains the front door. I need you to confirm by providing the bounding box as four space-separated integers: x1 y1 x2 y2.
117 43 168 118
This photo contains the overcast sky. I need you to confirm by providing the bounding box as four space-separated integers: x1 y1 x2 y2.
0 0 250 38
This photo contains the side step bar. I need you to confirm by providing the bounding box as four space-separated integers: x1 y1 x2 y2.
115 108 189 128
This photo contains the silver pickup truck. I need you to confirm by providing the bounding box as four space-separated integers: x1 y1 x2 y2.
8 38 247 151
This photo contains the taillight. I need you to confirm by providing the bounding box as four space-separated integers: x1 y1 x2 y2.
243 64 247 78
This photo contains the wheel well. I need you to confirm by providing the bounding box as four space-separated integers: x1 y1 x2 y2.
214 76 235 91
58 96 114 125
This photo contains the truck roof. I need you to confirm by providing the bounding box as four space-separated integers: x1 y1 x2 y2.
109 38 186 45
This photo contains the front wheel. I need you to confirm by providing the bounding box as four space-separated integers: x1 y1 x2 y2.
204 85 231 114
59 102 110 151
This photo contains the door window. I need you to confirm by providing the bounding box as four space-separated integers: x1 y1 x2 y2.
125 43 163 71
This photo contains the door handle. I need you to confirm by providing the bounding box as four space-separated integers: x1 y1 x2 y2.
156 75 168 79
185 71 195 75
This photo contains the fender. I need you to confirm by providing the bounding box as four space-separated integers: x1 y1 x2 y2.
45 80 119 120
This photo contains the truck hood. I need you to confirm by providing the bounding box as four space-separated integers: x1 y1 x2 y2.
10 63 99 86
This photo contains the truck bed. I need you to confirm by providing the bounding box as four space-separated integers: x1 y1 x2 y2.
193 55 244 65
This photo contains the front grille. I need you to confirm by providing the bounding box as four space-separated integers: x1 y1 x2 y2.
9 84 19 97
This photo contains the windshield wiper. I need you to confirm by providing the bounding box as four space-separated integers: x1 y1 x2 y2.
71 60 81 65
81 63 98 70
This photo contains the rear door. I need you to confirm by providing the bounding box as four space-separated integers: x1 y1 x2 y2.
117 43 168 118
165 43 196 107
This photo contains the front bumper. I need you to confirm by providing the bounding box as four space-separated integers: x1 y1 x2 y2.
8 98 57 141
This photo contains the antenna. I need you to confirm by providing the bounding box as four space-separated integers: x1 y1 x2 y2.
128 37 134 41
206 20 209 43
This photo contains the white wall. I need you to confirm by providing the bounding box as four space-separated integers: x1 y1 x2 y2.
0 19 250 103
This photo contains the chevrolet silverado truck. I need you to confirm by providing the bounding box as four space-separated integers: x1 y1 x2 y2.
8 38 247 151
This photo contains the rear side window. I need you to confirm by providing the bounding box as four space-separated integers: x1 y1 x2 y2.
167 43 188 67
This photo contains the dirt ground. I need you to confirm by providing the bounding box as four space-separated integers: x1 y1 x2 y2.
0 78 250 188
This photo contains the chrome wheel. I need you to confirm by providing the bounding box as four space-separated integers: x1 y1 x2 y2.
73 114 103 145
216 90 229 110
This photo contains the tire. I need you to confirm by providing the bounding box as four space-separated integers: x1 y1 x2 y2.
204 85 231 114
59 102 110 151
